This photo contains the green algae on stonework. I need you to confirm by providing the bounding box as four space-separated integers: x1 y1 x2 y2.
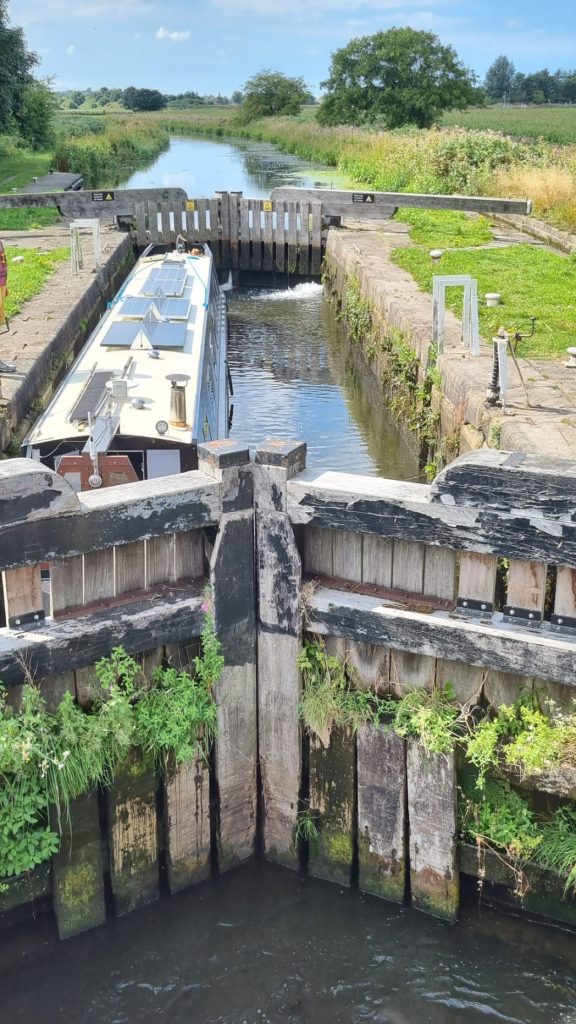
411 869 459 921
59 861 99 910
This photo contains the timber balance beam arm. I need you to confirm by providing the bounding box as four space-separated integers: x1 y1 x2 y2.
308 586 576 688
270 186 532 217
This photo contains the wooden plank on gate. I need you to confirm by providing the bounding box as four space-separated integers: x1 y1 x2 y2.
159 200 172 243
424 547 457 600
287 202 298 274
51 792 105 939
262 200 273 271
304 525 333 575
107 758 159 916
219 192 231 268
407 741 459 920
185 204 196 241
174 530 204 580
240 198 250 271
362 535 392 587
196 198 209 242
166 758 211 892
229 192 240 269
2 564 43 629
115 541 146 597
554 566 576 623
505 559 547 621
392 540 425 594
135 200 147 246
83 548 115 605
298 202 310 275
358 725 406 903
311 202 322 275
147 200 160 243
332 529 362 581
458 551 497 612
274 201 286 273
209 198 221 267
146 534 175 587
250 199 262 272
50 555 84 615
308 726 355 886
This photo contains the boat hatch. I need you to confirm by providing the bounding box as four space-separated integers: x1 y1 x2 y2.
100 321 188 349
141 264 187 297
119 296 196 321
68 369 115 421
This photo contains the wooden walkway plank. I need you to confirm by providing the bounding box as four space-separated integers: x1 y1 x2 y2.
50 555 84 615
458 551 497 612
145 534 176 587
83 548 115 606
332 529 362 581
505 559 547 622
392 539 425 594
362 535 393 587
423 546 457 601
303 525 333 575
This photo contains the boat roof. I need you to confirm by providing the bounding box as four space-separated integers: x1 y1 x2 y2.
25 249 216 451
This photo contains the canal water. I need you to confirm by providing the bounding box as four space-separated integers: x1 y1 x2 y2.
122 134 415 477
2 137 574 1021
1 863 575 1023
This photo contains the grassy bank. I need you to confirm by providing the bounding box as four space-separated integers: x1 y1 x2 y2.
146 107 576 232
4 246 69 319
51 114 170 189
392 243 576 358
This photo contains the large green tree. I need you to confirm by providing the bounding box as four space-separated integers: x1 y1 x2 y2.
122 87 167 111
0 0 38 133
239 70 313 122
318 27 480 129
484 56 516 101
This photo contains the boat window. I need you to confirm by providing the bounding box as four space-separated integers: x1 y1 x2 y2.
146 449 181 478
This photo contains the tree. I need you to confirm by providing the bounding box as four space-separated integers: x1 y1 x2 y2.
14 78 56 149
317 27 480 129
484 56 516 101
239 70 313 122
231 90 243 105
0 0 38 133
122 87 166 111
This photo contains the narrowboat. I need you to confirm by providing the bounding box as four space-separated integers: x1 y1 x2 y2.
23 241 230 489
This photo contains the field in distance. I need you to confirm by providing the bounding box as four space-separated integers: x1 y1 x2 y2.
442 105 576 146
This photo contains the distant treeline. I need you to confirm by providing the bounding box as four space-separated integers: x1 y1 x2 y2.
56 86 243 111
485 57 576 104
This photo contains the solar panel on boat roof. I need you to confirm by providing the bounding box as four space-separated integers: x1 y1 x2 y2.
101 320 188 349
142 265 187 297
68 369 115 421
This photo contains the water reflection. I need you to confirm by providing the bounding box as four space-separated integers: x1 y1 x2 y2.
120 135 348 198
228 283 418 479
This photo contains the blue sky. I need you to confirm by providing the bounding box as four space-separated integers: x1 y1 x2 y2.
13 0 576 96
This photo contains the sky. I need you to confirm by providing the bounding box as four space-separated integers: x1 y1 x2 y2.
12 0 576 96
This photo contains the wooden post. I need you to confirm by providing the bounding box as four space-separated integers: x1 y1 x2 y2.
51 792 106 939
254 439 306 867
357 725 406 903
107 755 159 916
308 726 355 886
198 441 257 870
406 740 459 921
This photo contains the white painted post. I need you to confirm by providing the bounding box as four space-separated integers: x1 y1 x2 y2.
497 336 508 412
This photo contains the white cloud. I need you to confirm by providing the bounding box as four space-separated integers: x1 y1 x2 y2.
66 44 76 54
210 0 446 14
155 26 191 41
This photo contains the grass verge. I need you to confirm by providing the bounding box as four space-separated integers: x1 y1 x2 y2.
4 246 69 319
0 150 52 192
395 209 494 247
391 243 576 358
0 208 60 231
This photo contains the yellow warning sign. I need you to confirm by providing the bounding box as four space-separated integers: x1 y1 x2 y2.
186 200 196 211
262 200 273 212
104 192 114 201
